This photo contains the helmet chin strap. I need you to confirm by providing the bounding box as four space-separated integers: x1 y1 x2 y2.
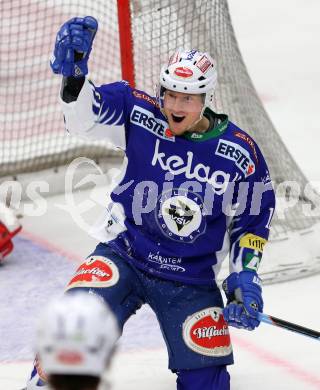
185 104 206 132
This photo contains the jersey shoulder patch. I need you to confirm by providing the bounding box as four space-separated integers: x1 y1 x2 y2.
232 129 259 164
214 136 256 178
130 103 175 142
132 89 159 108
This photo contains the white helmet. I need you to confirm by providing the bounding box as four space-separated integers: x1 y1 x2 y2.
36 292 119 377
158 48 218 114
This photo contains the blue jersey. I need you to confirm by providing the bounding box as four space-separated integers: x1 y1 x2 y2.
61 78 275 285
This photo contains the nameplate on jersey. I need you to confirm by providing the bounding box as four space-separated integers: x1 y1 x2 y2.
130 105 175 142
215 139 255 178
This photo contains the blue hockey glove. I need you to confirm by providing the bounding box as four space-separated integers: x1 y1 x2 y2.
50 16 98 77
222 270 263 330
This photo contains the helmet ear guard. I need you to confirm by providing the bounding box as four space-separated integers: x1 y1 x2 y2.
155 85 166 112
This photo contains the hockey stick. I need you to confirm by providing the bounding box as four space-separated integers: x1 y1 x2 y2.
258 313 320 341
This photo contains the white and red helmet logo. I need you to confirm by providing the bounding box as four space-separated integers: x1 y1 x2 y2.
183 307 232 357
66 256 119 290
56 350 84 365
196 55 213 74
174 66 193 78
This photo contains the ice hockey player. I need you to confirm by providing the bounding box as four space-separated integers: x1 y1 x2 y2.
29 292 119 390
26 16 275 389
0 202 21 262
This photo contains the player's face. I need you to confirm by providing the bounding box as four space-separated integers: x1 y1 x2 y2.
163 90 204 135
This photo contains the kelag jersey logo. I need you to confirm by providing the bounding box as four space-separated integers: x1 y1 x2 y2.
130 105 175 141
215 139 256 178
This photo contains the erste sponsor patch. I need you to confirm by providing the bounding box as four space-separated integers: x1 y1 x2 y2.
131 105 175 141
215 139 256 178
183 307 232 357
66 256 119 290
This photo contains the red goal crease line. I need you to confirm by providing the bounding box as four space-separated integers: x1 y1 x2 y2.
233 335 320 389
20 230 83 264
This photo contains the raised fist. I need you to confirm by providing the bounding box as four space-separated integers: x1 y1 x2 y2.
50 16 98 77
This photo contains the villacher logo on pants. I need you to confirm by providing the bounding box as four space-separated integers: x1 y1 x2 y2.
182 307 233 357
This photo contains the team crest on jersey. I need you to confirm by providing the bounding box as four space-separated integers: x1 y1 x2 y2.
183 307 232 357
155 189 207 243
66 256 119 290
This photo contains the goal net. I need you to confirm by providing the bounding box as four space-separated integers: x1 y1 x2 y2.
2 0 320 283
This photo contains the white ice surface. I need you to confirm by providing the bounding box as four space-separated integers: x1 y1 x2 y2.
1 1 320 389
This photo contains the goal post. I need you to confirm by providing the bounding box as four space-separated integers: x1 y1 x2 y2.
117 0 136 87
1 0 320 283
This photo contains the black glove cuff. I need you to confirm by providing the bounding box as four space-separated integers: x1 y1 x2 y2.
61 76 85 103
